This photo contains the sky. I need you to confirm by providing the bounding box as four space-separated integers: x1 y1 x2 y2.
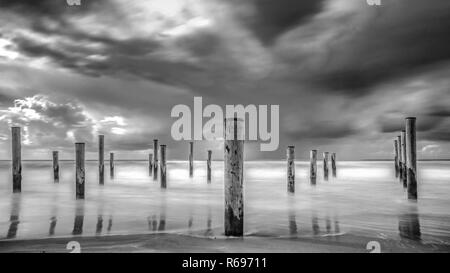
0 0 449 160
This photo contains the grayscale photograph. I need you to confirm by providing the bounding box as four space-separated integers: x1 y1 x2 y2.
0 0 449 260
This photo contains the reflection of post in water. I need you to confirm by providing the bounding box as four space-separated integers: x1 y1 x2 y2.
49 193 58 236
158 196 167 231
325 215 332 233
288 211 298 236
7 194 21 239
158 213 166 231
207 215 212 233
334 219 340 234
49 216 57 236
151 215 158 231
147 215 159 231
204 208 213 237
107 216 113 232
312 212 320 235
96 215 103 235
72 202 84 236
287 196 297 236
398 203 421 241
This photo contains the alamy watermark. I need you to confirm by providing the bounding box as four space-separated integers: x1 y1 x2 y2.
366 0 381 6
66 0 81 6
171 97 279 151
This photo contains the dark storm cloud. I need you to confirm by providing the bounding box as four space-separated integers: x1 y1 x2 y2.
378 114 444 133
283 0 450 95
231 0 326 45
11 34 166 77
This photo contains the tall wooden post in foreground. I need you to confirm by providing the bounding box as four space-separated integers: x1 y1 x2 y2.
331 153 337 177
153 139 158 180
98 135 104 185
224 118 244 236
160 145 167 188
52 151 59 182
75 143 85 199
287 146 295 193
110 152 114 179
310 150 317 184
323 152 329 180
148 153 153 176
207 150 212 183
397 135 403 180
394 139 399 176
189 142 194 177
11 127 21 193
406 117 417 200
401 130 407 187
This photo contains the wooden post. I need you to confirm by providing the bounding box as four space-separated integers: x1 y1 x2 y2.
310 150 317 184
98 135 104 185
207 150 212 183
52 151 59 183
153 139 158 180
224 118 244 236
75 143 85 199
11 127 21 193
397 135 403 181
331 152 337 177
110 152 114 179
401 130 407 187
148 153 153 176
406 117 417 200
323 152 329 180
189 141 194 177
160 144 167 188
394 139 399 177
287 146 295 193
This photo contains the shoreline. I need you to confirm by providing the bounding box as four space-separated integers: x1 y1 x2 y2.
1 232 448 253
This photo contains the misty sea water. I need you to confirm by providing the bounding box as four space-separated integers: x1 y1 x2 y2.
0 160 449 252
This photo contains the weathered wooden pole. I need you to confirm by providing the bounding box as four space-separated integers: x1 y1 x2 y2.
394 139 399 177
189 141 194 177
75 143 85 199
52 151 59 183
160 144 167 188
331 152 337 177
98 135 104 185
310 150 317 184
401 130 407 187
224 118 244 236
323 152 329 180
110 152 114 179
153 139 158 180
148 153 153 176
406 117 417 200
207 150 212 183
11 127 21 193
287 146 295 193
397 135 403 180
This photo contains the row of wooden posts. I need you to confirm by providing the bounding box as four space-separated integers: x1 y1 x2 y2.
10 118 337 237
393 117 417 200
287 147 337 193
